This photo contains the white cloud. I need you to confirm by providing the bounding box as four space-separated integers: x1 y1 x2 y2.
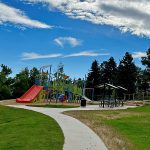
24 0 150 38
132 52 146 59
0 2 51 28
22 52 62 60
21 51 109 60
64 51 110 57
54 37 82 47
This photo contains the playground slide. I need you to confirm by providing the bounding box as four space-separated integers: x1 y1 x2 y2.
82 96 92 101
16 85 44 103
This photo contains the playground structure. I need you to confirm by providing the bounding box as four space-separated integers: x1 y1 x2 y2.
16 64 85 104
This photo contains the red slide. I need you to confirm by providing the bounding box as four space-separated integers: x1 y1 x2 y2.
16 85 44 103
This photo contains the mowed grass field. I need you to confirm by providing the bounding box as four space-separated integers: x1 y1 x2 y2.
0 105 64 150
64 105 150 150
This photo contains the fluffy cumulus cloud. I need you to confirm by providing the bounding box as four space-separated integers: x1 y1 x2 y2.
132 52 146 59
22 51 109 60
0 2 51 28
54 37 82 47
24 0 150 37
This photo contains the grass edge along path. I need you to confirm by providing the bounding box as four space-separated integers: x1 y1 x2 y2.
0 105 64 150
27 103 79 108
64 105 150 150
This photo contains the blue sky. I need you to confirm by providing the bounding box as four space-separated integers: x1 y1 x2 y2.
0 0 150 78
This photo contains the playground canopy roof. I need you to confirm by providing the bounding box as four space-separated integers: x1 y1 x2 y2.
97 83 127 91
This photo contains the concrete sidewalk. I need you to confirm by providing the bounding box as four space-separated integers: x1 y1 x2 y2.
10 105 108 150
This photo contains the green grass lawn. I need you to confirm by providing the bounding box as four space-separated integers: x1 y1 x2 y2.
27 104 79 108
0 105 64 150
64 105 150 150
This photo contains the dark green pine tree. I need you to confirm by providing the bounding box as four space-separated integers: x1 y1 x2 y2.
141 48 150 80
136 67 149 92
117 52 137 94
100 57 117 85
86 60 101 88
86 60 101 100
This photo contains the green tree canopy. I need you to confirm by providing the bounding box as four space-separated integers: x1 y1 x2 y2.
12 68 30 98
29 67 40 86
100 57 117 85
0 65 13 100
0 64 12 76
141 48 150 69
141 48 150 80
86 60 101 88
117 52 137 94
136 67 149 92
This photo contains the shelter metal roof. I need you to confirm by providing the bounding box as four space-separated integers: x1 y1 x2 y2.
97 83 127 91
97 83 118 89
117 86 128 91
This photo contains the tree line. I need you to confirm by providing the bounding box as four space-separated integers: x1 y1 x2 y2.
0 67 40 100
86 49 150 98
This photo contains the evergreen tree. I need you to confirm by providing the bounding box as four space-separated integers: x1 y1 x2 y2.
136 68 149 92
100 57 117 85
86 60 101 100
141 48 150 80
86 60 101 88
117 52 137 94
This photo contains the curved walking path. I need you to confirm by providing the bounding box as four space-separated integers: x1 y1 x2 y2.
9 105 135 150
